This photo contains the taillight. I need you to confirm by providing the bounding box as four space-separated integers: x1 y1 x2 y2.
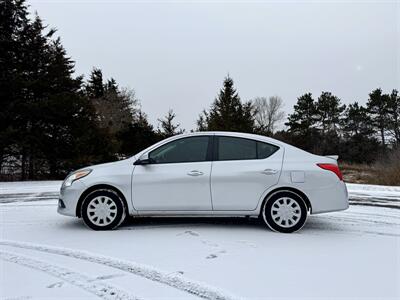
317 163 343 181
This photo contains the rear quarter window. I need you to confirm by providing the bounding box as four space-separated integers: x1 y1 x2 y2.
257 141 279 159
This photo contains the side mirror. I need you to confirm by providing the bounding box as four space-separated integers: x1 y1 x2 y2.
134 153 153 165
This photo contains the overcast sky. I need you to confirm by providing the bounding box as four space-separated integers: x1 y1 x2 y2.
29 0 399 130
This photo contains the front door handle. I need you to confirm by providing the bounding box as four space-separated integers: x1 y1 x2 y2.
261 169 278 175
187 170 204 176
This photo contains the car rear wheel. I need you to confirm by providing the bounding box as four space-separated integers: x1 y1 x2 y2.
262 191 307 233
81 190 126 230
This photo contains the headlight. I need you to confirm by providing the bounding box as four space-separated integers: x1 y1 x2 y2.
63 169 92 187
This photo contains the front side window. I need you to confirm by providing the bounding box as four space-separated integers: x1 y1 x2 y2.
149 136 210 164
217 136 279 161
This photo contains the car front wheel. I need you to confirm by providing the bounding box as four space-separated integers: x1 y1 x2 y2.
262 191 308 233
81 190 126 230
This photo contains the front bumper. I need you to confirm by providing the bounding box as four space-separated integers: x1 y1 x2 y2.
57 180 85 217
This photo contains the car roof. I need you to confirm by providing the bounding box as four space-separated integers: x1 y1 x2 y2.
174 131 285 146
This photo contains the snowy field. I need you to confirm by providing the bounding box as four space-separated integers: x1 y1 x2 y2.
0 181 399 300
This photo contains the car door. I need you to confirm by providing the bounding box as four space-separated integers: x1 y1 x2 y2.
211 135 283 211
132 135 213 211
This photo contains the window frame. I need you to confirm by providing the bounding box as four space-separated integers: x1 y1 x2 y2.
213 135 279 162
147 136 213 165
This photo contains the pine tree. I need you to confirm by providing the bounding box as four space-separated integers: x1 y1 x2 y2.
0 0 30 172
286 93 317 134
197 76 254 132
105 78 118 93
37 40 114 177
86 68 104 98
315 92 346 135
12 14 55 179
285 93 320 153
367 88 390 148
157 109 184 138
196 111 208 131
387 89 400 145
118 111 160 156
340 102 379 163
342 102 373 137
0 1 114 179
313 92 346 154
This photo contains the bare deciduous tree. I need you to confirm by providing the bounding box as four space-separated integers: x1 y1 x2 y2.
92 87 138 136
252 96 285 135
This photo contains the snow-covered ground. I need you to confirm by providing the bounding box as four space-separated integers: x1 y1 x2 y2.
0 181 399 299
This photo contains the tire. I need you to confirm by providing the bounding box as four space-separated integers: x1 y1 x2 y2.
261 191 308 233
81 189 126 230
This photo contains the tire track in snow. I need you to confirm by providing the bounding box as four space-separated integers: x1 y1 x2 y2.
0 192 59 203
0 250 140 300
349 200 400 210
0 240 240 300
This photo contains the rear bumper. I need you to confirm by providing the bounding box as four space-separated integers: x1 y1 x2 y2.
57 181 85 217
306 181 349 214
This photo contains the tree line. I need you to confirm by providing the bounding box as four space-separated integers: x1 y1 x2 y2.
1 0 399 180
197 78 399 164
280 89 399 162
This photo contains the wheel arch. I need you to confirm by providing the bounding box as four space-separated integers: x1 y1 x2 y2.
261 187 312 214
76 184 128 217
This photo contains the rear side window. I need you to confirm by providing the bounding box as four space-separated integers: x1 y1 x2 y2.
218 136 256 161
149 136 210 164
217 136 279 161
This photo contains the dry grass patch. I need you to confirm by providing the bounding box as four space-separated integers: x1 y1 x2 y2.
373 150 400 186
340 149 400 186
339 162 377 184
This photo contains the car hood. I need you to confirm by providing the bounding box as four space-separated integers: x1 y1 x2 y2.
82 156 136 172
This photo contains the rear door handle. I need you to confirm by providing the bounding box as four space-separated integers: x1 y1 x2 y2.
261 169 278 175
187 170 204 176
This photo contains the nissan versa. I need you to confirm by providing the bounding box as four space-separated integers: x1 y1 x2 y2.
58 131 349 233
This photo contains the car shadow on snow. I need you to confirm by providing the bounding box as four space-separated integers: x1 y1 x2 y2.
120 216 265 231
